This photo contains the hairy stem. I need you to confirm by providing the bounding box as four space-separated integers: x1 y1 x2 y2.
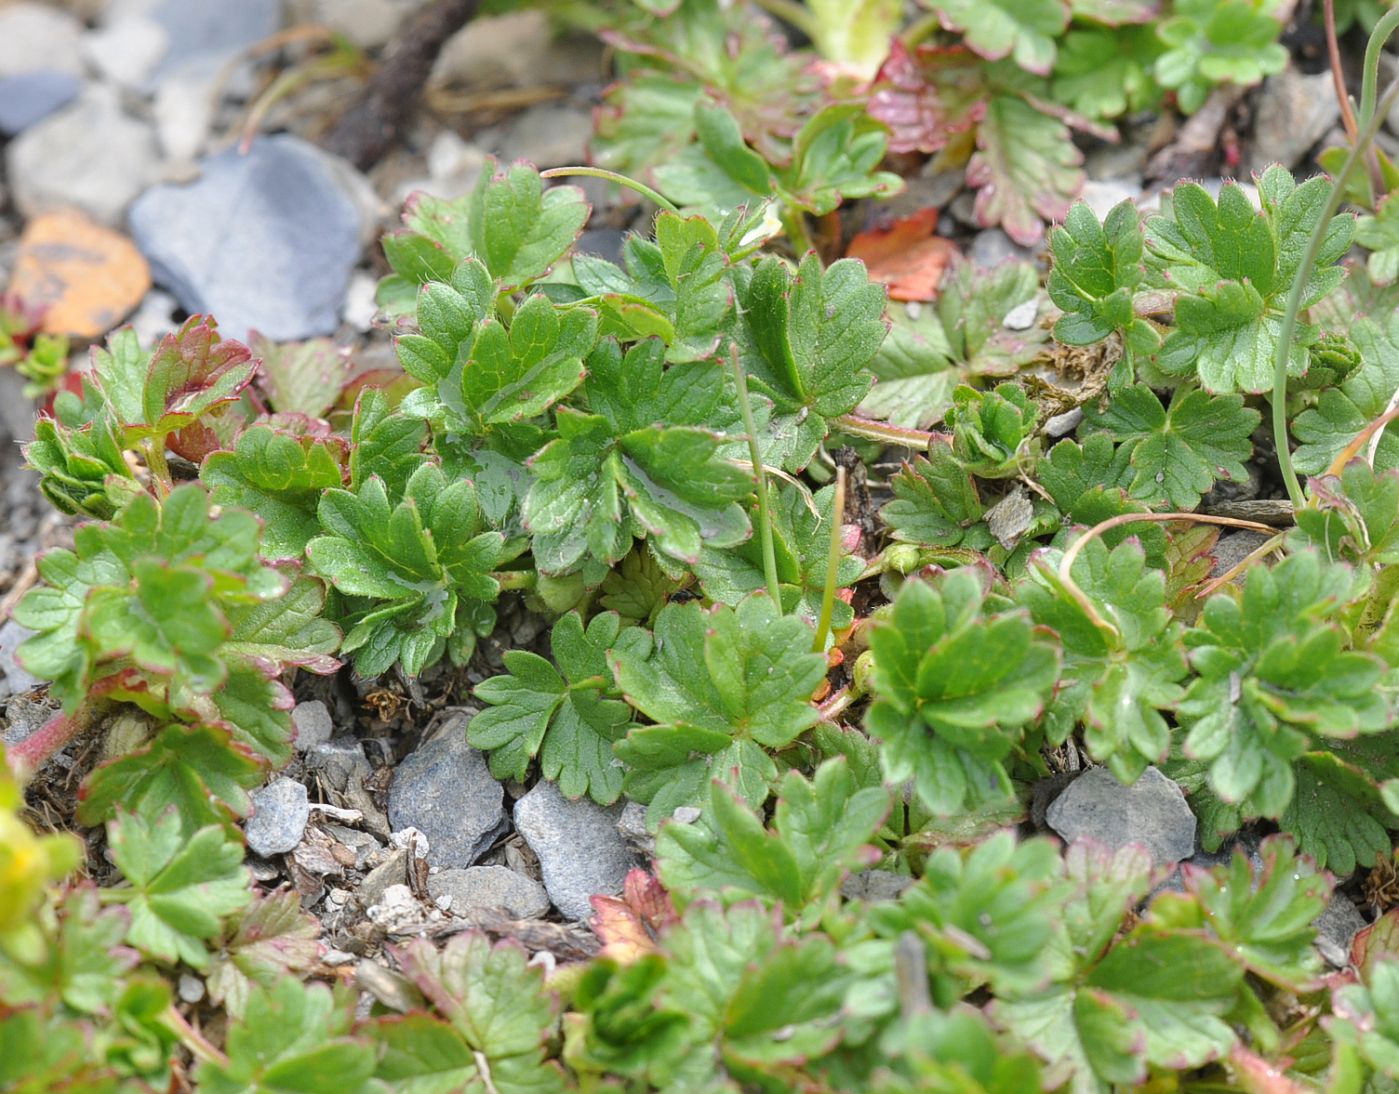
832 414 940 450
540 166 680 214
143 439 173 496
6 700 113 782
1360 8 1399 128
1325 0 1359 142
729 346 783 609
812 466 847 653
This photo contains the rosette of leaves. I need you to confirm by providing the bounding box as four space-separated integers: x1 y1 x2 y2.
522 338 753 574
1020 537 1188 784
1154 0 1288 114
1176 549 1390 824
945 382 1039 479
865 567 1060 814
881 442 993 551
1296 330 1364 391
611 592 827 822
25 407 143 520
469 611 640 804
307 461 506 678
1145 166 1354 393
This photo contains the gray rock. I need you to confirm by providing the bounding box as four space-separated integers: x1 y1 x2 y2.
1 693 58 748
152 68 218 162
128 135 364 341
313 0 420 49
6 87 159 227
969 228 1037 269
306 734 370 791
1210 530 1273 582
1044 407 1084 438
387 723 507 868
514 780 640 920
245 777 311 856
292 701 334 752
140 0 283 85
482 103 592 169
429 865 551 919
83 16 169 87
575 227 628 267
0 621 40 696
1078 178 1140 221
616 800 653 854
0 4 85 78
0 368 36 445
359 849 408 909
1046 766 1196 869
1315 894 1367 969
1084 141 1147 181
0 71 81 137
1248 69 1340 174
841 871 915 902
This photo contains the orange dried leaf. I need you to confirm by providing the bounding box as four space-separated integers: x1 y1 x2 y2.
846 208 957 302
590 868 678 963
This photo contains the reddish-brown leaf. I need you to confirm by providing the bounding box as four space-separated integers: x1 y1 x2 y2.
846 207 959 302
867 41 985 155
591 869 679 962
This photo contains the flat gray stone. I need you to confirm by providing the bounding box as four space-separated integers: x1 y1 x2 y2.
83 16 169 88
1 693 59 748
6 87 159 227
1211 530 1273 582
291 701 334 752
306 734 370 791
142 0 283 85
0 621 40 696
128 134 364 341
429 865 551 919
0 71 81 137
387 724 507 868
513 780 640 920
245 777 311 856
969 228 1038 268
1315 894 1367 968
1248 69 1340 174
0 4 85 78
1046 766 1196 869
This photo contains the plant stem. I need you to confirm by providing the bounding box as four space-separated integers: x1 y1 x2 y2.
749 0 818 38
1325 0 1359 143
831 414 940 451
812 466 847 653
1360 8 1399 129
729 346 783 610
901 11 942 49
143 439 173 496
492 569 537 592
164 1006 228 1068
6 701 112 782
1271 73 1399 507
540 166 680 214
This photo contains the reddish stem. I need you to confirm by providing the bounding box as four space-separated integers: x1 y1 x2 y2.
6 700 110 782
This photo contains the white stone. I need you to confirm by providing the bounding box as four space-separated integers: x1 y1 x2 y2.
0 4 85 79
83 17 169 87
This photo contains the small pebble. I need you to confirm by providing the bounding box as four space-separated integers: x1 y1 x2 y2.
1046 766 1196 869
245 777 311 857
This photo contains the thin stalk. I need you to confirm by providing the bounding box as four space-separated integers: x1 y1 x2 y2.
1272 75 1399 507
143 439 173 496
832 414 940 450
901 11 942 49
164 1006 227 1068
1360 8 1399 127
1325 0 1359 142
492 569 537 592
812 466 847 653
6 700 113 782
1327 403 1399 475
729 346 783 609
540 166 679 214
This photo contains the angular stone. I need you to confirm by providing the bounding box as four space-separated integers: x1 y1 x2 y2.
513 780 640 920
83 16 169 88
428 865 551 919
1046 766 1196 869
0 71 81 137
6 88 160 227
1 693 58 748
1211 530 1273 582
291 700 334 752
140 0 283 85
1315 894 1367 969
1247 69 1340 174
9 211 150 338
387 724 507 869
245 777 311 856
128 135 364 341
0 4 85 78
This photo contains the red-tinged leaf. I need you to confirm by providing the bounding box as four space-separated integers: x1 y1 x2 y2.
868 41 986 155
252 333 355 420
168 397 253 463
847 207 959 302
966 95 1085 247
1226 1043 1307 1094
143 317 257 437
591 869 680 962
1353 907 1399 977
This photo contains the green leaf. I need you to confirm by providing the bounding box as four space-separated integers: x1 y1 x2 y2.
470 611 638 804
1082 384 1258 509
1037 434 1169 565
348 387 429 497
613 593 826 818
866 568 1060 814
1333 957 1399 1076
656 757 889 914
1148 167 1353 392
105 810 251 968
1293 312 1399 474
881 443 989 548
196 979 377 1094
776 102 904 215
252 334 355 419
0 886 136 1014
201 424 347 559
1280 746 1399 874
78 722 264 833
947 381 1039 479
926 0 1069 74
387 933 563 1092
1051 26 1163 120
860 300 957 429
1154 0 1287 115
205 891 323 1020
24 409 142 520
1357 193 1399 286
1021 537 1187 782
1293 459 1399 567
804 0 903 78
1047 199 1160 352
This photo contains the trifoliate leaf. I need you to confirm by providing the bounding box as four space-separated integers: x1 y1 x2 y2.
1037 434 1169 565
222 570 341 675
1022 538 1187 782
1332 957 1399 1076
78 722 263 833
205 891 322 1020
524 339 752 573
105 810 251 968
1178 550 1388 821
1180 835 1329 988
694 480 863 628
924 0 1069 75
1047 199 1160 353
1050 26 1163 120
196 979 377 1094
591 71 701 178
865 567 1060 814
470 611 638 804
252 333 354 419
779 102 904 215
308 463 504 677
201 424 347 559
656 757 888 914
966 94 1084 247
881 442 990 548
1154 0 1287 115
574 212 732 363
568 955 694 1083
860 299 957 429
612 593 826 820
1081 384 1259 509
739 253 886 472
871 832 1068 996
386 933 563 1093
1148 166 1353 392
